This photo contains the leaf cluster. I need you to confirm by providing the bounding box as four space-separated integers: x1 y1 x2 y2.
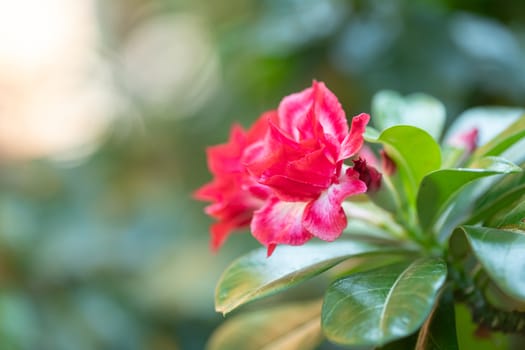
209 92 525 349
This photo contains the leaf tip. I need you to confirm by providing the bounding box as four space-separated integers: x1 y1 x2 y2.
215 304 229 316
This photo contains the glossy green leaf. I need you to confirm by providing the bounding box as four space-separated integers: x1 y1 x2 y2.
321 257 447 346
461 225 525 301
372 91 446 140
215 241 401 314
415 289 458 350
417 157 521 231
473 114 525 159
492 199 525 230
207 301 322 350
467 169 525 225
368 125 441 203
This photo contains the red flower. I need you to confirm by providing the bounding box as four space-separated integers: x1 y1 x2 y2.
194 113 272 251
196 81 377 256
245 81 370 255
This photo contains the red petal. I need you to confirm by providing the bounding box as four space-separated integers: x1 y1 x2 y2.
339 113 370 161
210 220 247 252
207 124 247 174
251 197 313 251
285 147 336 187
303 171 367 241
246 110 276 144
262 175 326 201
210 222 230 251
247 128 337 198
266 244 277 257
245 121 304 179
193 180 221 201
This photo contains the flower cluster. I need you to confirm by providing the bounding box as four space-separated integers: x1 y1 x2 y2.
195 81 381 255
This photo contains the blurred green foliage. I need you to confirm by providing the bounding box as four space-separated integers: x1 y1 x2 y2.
1 0 525 348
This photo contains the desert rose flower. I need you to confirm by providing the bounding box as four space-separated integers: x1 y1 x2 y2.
244 81 372 255
196 81 379 256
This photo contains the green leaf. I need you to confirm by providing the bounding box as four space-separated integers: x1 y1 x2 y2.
467 169 525 226
207 301 322 350
461 225 525 301
417 157 521 231
368 125 441 203
492 200 525 230
215 241 402 314
455 303 509 350
321 257 447 346
372 91 446 140
415 289 458 350
473 114 525 159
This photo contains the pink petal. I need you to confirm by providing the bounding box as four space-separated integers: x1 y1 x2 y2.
251 197 313 254
277 86 315 140
380 150 396 176
312 81 349 142
339 113 370 161
303 171 367 241
447 127 479 153
276 81 348 143
358 145 380 168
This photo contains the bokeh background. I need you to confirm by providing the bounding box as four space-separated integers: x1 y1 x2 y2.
0 0 524 349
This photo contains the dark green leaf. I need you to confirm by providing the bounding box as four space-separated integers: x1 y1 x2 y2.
415 289 458 350
461 225 525 301
492 200 525 230
215 241 402 314
321 257 447 346
417 157 521 231
455 304 509 350
207 301 322 350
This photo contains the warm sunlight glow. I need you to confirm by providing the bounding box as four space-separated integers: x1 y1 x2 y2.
0 0 116 161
